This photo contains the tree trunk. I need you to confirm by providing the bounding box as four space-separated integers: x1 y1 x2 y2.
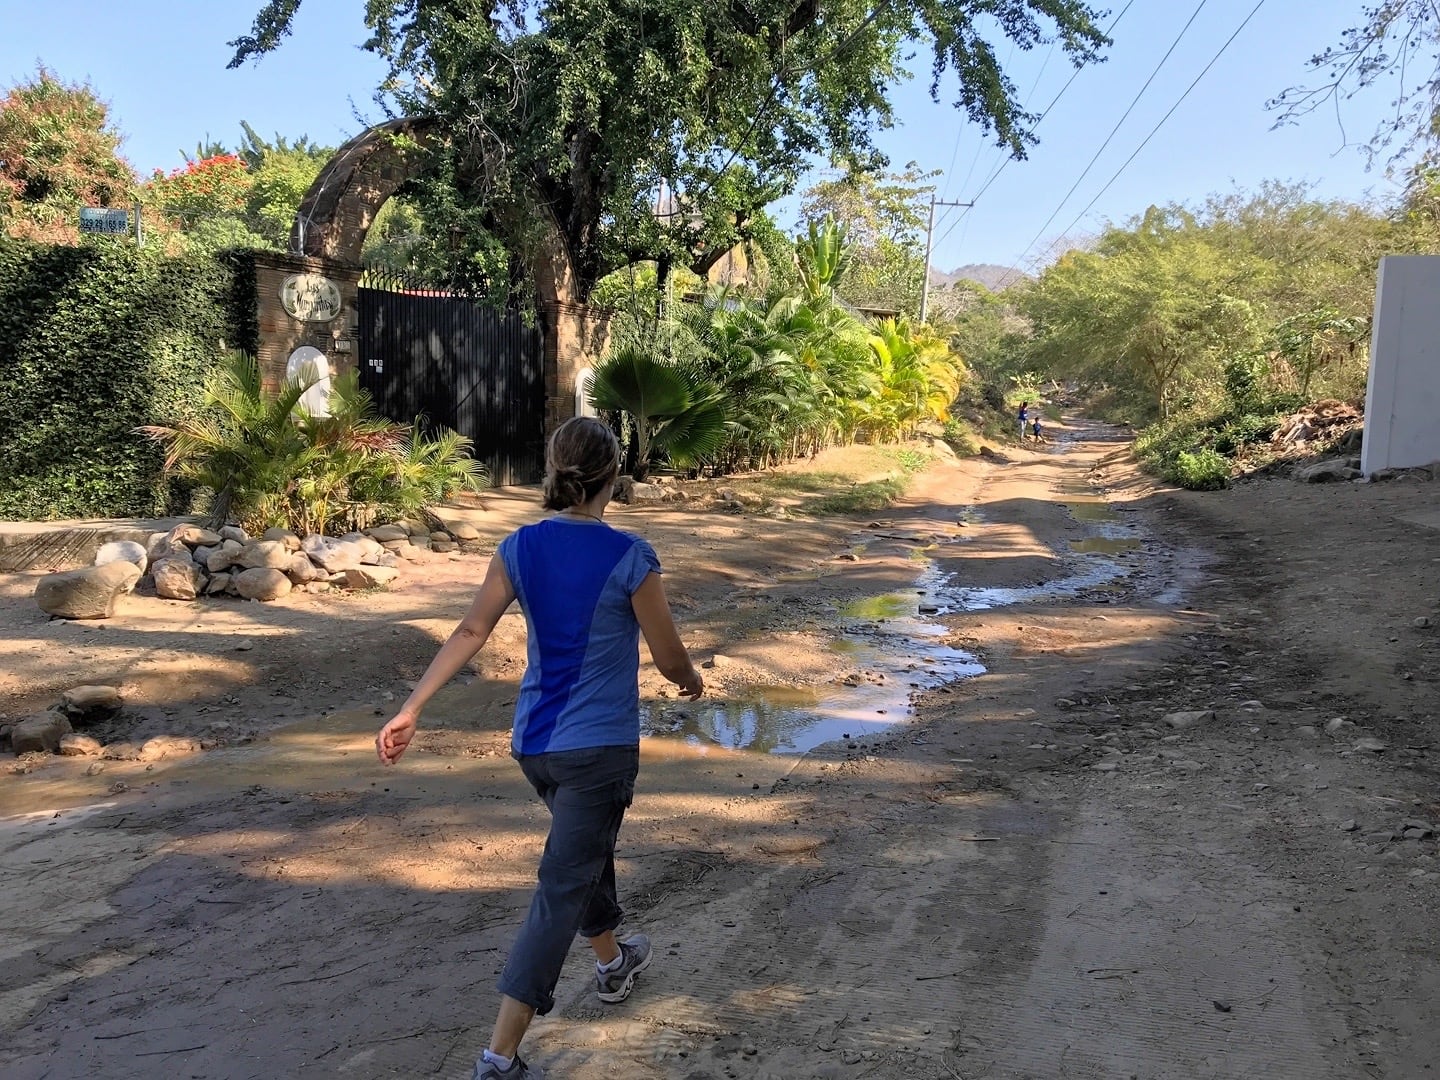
535 231 612 438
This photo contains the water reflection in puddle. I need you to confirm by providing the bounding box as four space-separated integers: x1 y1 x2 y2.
642 616 983 754
1071 537 1142 555
1065 501 1118 523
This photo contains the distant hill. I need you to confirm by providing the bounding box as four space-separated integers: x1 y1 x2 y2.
928 263 1029 292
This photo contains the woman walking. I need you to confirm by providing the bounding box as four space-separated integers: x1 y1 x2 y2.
376 417 704 1080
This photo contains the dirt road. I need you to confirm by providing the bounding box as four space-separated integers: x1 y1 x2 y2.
2 422 1437 1079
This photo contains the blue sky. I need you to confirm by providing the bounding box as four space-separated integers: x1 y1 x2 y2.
0 0 1406 272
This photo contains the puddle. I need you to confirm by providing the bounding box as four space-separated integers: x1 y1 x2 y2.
839 594 917 620
1065 501 1118 523
642 615 984 754
1072 537 1142 555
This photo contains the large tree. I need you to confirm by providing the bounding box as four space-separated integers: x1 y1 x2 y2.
229 1 1108 304
0 68 135 242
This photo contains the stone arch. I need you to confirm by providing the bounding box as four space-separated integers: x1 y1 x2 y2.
264 117 608 438
289 117 437 265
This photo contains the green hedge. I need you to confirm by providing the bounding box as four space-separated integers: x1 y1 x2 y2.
0 239 257 520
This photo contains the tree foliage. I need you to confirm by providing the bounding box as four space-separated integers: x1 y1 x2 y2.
1272 3 1440 164
800 164 936 316
0 68 136 242
144 127 332 253
229 0 1108 302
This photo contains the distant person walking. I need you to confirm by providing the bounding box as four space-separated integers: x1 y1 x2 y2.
376 417 705 1080
1017 400 1030 441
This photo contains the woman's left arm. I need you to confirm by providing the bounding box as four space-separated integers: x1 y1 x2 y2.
376 553 516 764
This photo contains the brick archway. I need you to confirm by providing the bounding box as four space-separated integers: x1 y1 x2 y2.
289 117 437 264
258 117 607 437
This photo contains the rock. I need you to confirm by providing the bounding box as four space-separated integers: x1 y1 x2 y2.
450 522 481 541
1325 718 1354 734
58 733 103 757
193 545 218 567
1415 617 1433 630
1092 761 1119 772
218 525 249 544
12 712 73 754
1341 819 1359 832
286 553 325 584
170 524 222 548
368 524 410 543
1297 458 1362 483
234 568 293 601
152 557 205 601
616 477 666 504
377 552 401 569
94 540 148 575
1353 737 1389 753
233 639 255 651
342 533 387 562
1055 698 1078 709
429 530 453 543
431 540 457 553
138 735 202 761
406 522 431 538
703 654 736 669
261 527 303 551
145 531 175 563
381 539 409 554
1162 710 1215 730
35 562 142 620
303 535 367 573
101 741 142 761
205 572 232 596
1404 827 1431 841
62 685 122 723
207 540 245 573
407 536 433 552
238 540 292 571
1294 725 1320 739
345 565 401 589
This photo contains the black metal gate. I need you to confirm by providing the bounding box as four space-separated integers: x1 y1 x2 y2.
357 275 546 487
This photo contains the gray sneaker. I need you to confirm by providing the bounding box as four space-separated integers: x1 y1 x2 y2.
596 934 653 1003
472 1053 544 1080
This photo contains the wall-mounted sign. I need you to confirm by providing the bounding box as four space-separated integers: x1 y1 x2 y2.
79 208 130 235
280 273 342 323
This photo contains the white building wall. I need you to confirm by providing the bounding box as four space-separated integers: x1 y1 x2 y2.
1363 256 1440 474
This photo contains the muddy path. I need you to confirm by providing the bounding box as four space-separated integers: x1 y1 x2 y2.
2 421 1437 1079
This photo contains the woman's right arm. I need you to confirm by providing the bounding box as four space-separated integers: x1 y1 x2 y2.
376 552 516 764
631 572 704 699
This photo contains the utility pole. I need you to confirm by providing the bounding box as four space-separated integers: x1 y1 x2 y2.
919 195 973 324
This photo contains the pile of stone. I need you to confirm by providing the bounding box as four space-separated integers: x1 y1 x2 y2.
1272 399 1364 454
2 684 201 763
35 518 481 620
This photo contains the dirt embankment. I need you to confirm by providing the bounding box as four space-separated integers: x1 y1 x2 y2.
1 422 1438 1079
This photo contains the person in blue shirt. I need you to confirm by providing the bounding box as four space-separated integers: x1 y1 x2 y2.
376 416 704 1080
1017 400 1030 440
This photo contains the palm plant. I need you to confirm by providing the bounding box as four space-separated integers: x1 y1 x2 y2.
588 345 727 480
139 351 487 534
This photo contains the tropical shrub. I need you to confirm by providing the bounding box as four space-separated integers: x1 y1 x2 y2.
140 352 485 535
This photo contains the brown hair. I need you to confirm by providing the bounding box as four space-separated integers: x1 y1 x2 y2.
542 417 620 511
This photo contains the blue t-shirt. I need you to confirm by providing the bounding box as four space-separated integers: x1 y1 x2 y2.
498 518 660 755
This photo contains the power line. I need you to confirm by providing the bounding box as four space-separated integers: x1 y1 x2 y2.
1014 0 1269 279
930 0 1137 252
1004 0 1212 272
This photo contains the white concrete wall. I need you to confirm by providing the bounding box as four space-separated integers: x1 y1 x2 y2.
1363 256 1440 474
